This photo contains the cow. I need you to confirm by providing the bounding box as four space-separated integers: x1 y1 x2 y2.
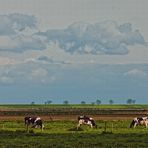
130 117 148 128
77 115 97 129
24 116 44 131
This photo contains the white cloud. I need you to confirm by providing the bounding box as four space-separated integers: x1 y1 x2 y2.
0 13 146 58
0 34 46 52
28 68 49 83
0 13 47 52
124 68 147 78
0 13 37 35
0 76 14 84
38 20 145 55
0 56 16 66
37 56 54 63
0 36 18 50
0 59 61 85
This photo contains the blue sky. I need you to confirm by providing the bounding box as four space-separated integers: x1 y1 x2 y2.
0 0 148 104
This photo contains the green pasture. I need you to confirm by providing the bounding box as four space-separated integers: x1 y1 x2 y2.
0 120 148 147
0 104 148 109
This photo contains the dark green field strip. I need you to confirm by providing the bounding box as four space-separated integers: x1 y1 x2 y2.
0 108 148 116
0 104 147 117
0 130 148 147
0 104 148 109
0 120 148 147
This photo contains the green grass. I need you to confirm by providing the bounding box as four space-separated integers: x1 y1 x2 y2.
0 120 148 147
0 104 147 147
0 104 148 109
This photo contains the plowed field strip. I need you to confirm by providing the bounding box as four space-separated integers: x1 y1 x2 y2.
0 114 141 121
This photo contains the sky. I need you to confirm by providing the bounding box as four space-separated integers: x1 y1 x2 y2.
0 0 148 104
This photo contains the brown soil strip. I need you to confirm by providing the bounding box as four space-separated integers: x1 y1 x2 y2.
0 114 139 121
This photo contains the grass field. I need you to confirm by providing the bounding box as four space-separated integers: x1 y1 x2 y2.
0 104 148 109
0 104 147 147
0 120 148 147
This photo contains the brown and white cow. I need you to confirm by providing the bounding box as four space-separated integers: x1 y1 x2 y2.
77 115 97 129
24 116 44 131
130 117 148 128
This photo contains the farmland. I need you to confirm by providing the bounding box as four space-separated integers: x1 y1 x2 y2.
0 104 148 147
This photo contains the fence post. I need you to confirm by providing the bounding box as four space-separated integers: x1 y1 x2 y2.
26 124 29 133
2 124 5 129
104 121 107 132
111 122 113 132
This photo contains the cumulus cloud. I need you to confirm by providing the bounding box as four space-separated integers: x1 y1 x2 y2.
0 76 14 84
28 67 49 83
0 13 37 35
0 13 46 52
0 36 18 50
37 56 54 63
0 60 60 85
0 14 145 55
124 68 147 78
37 55 70 65
38 20 145 55
0 35 46 52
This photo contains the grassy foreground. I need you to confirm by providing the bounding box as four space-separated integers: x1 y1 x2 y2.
0 104 147 147
0 120 148 147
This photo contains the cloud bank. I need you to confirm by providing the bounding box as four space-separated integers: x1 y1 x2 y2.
0 13 37 35
0 13 147 101
0 14 145 55
0 14 46 52
38 20 145 55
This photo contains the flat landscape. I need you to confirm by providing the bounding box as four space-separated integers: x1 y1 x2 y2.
0 104 148 147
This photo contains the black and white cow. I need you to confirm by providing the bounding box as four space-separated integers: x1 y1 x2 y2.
24 116 44 131
77 115 97 129
130 117 148 128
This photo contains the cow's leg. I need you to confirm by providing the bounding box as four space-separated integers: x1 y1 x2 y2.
77 123 81 130
90 124 93 128
32 124 37 128
25 119 29 127
24 119 27 126
145 122 147 128
41 124 44 131
26 123 29 132
133 123 137 128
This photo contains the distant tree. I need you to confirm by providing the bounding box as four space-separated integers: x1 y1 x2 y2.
63 100 69 105
109 99 114 105
45 100 52 105
31 101 35 105
96 99 101 105
126 99 134 104
81 101 86 105
132 99 136 104
91 102 95 106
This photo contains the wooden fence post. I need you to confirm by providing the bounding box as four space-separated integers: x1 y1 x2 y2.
26 124 29 133
111 122 113 132
104 121 107 132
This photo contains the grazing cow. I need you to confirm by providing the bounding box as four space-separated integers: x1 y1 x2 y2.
130 117 148 128
24 116 44 131
77 115 97 129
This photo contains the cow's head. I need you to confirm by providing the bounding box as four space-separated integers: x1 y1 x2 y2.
91 119 97 128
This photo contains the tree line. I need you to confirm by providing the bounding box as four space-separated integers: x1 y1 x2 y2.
31 98 136 105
